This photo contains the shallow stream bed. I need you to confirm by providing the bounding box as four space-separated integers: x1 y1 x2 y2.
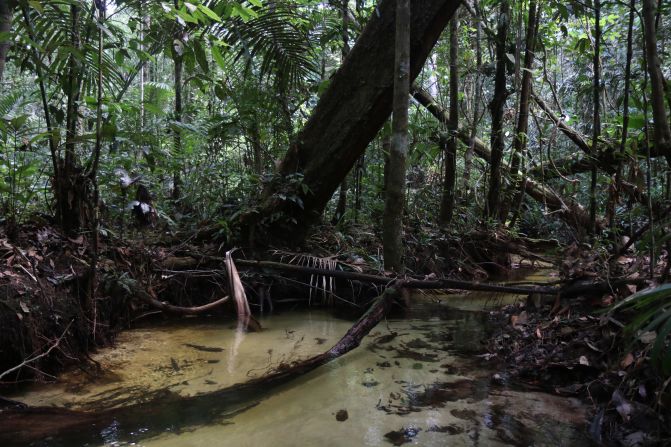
6 274 593 446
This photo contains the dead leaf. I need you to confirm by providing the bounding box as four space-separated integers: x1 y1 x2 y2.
612 390 632 422
511 311 528 328
620 352 634 368
585 340 602 352
579 356 590 366
19 301 29 313
638 384 647 399
535 327 542 339
639 331 656 344
68 235 85 245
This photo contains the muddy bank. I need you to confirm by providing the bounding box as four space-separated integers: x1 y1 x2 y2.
487 298 670 446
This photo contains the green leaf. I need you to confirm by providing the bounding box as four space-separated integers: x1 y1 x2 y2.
197 4 222 22
652 317 671 371
10 115 29 130
211 45 227 71
175 8 198 24
248 0 263 7
28 0 44 13
193 40 209 73
143 102 165 116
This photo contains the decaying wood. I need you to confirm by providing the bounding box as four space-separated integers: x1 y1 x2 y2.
138 288 230 316
165 252 562 296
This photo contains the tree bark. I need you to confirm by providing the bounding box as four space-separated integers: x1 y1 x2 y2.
609 0 635 230
0 0 16 82
485 0 509 221
462 0 482 202
172 0 184 202
383 0 411 273
589 0 601 237
247 0 460 248
504 0 537 223
332 0 352 225
642 0 671 156
438 15 458 225
56 4 89 234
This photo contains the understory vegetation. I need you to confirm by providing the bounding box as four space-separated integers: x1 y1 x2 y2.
1 0 671 445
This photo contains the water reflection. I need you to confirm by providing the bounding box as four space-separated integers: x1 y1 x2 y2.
7 281 591 447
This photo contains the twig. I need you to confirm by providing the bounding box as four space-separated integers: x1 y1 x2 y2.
0 320 74 381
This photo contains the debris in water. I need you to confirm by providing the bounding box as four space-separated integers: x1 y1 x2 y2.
384 426 421 446
184 343 224 353
335 409 348 421
427 424 464 434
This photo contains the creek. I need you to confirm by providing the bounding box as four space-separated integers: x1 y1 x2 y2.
6 270 592 446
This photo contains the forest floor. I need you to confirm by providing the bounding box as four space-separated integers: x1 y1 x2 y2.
1 220 670 445
487 294 671 446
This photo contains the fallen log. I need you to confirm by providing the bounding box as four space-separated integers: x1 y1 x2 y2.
171 252 562 296
0 286 399 445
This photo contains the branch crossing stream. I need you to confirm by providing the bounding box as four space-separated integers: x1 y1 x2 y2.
6 271 592 446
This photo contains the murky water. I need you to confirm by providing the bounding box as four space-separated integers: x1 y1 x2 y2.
6 273 591 447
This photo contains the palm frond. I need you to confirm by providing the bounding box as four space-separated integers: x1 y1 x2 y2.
212 6 319 91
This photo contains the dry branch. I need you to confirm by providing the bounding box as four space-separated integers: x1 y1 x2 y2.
138 289 230 316
0 320 73 381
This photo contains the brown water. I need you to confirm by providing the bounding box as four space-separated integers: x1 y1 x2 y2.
7 273 592 447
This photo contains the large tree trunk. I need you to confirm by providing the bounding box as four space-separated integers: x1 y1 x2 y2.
56 4 90 234
247 0 460 248
383 0 411 272
485 0 509 221
0 0 16 82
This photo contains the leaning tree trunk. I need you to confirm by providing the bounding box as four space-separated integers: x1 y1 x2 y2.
0 0 16 82
246 0 460 248
485 0 509 221
382 0 410 272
